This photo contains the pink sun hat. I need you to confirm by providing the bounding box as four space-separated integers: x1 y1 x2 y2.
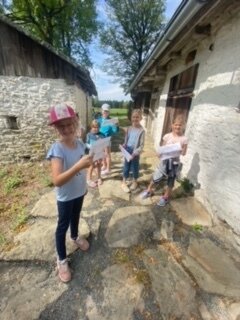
48 103 76 125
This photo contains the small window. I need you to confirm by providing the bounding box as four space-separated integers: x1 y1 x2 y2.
6 116 19 129
185 50 197 64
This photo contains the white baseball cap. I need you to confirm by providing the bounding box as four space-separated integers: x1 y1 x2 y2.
101 103 110 111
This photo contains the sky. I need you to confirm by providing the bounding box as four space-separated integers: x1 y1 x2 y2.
90 0 182 101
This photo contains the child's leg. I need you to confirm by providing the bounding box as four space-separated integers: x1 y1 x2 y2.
122 159 131 192
130 156 139 190
102 157 107 170
158 168 176 206
163 162 178 200
150 160 167 192
70 195 89 250
106 146 111 171
70 196 84 240
56 200 73 261
147 180 155 193
97 162 101 179
97 162 103 185
163 186 173 199
87 165 94 181
123 158 131 182
102 146 111 173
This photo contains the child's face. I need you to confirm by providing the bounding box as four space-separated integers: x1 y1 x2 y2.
131 113 142 126
91 125 99 133
172 121 183 135
55 118 76 139
102 110 109 118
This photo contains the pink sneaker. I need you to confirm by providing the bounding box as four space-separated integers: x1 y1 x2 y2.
87 180 97 188
73 237 89 251
57 259 71 283
101 169 111 176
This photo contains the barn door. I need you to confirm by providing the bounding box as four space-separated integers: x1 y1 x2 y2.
161 63 199 138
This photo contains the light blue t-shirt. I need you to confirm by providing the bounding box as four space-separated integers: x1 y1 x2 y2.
46 140 87 201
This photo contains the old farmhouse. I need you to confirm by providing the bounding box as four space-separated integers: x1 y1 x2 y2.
0 16 97 163
129 0 240 235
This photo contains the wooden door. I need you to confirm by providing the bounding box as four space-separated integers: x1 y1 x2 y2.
161 64 199 139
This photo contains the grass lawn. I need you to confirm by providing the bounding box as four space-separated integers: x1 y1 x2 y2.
94 108 128 119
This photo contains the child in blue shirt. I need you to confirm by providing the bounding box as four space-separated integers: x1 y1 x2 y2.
86 120 104 187
46 103 92 283
97 103 119 175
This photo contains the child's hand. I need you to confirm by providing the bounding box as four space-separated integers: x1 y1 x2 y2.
77 155 93 169
131 152 138 159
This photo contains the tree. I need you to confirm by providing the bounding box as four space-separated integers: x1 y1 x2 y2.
4 0 99 67
100 0 165 91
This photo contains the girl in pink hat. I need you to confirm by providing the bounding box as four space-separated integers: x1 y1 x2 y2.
47 103 93 283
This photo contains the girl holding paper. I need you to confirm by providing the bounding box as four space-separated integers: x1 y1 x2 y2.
121 109 145 193
140 116 188 206
46 103 92 282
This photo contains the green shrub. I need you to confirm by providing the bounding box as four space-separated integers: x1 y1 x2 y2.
4 176 23 194
192 223 203 232
179 177 194 193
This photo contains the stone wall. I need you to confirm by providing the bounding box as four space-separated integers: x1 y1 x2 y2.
151 11 240 234
0 76 90 163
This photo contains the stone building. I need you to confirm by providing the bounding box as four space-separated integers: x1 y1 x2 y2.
128 0 240 235
0 16 97 163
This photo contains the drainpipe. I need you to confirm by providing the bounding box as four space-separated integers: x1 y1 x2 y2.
128 0 218 93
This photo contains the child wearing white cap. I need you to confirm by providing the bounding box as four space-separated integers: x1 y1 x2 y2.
97 103 119 175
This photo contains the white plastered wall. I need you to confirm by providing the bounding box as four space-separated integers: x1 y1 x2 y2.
152 11 240 235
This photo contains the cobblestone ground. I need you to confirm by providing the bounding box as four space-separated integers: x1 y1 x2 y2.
1 127 240 320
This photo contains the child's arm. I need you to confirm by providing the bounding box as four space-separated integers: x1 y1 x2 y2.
51 155 92 187
157 138 166 158
181 143 188 156
132 130 145 156
122 127 129 148
86 133 91 149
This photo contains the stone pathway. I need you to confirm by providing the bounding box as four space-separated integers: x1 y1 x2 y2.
1 132 240 320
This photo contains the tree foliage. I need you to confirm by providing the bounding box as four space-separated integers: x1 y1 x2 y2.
4 0 99 67
100 0 165 91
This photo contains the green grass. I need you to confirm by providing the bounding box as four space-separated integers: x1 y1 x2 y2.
95 108 128 119
4 175 23 194
192 223 203 232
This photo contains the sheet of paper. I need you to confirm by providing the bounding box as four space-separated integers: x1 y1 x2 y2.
101 118 119 126
157 142 182 160
119 145 132 162
89 137 111 161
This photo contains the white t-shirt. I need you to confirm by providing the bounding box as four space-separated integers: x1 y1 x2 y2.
163 132 188 148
